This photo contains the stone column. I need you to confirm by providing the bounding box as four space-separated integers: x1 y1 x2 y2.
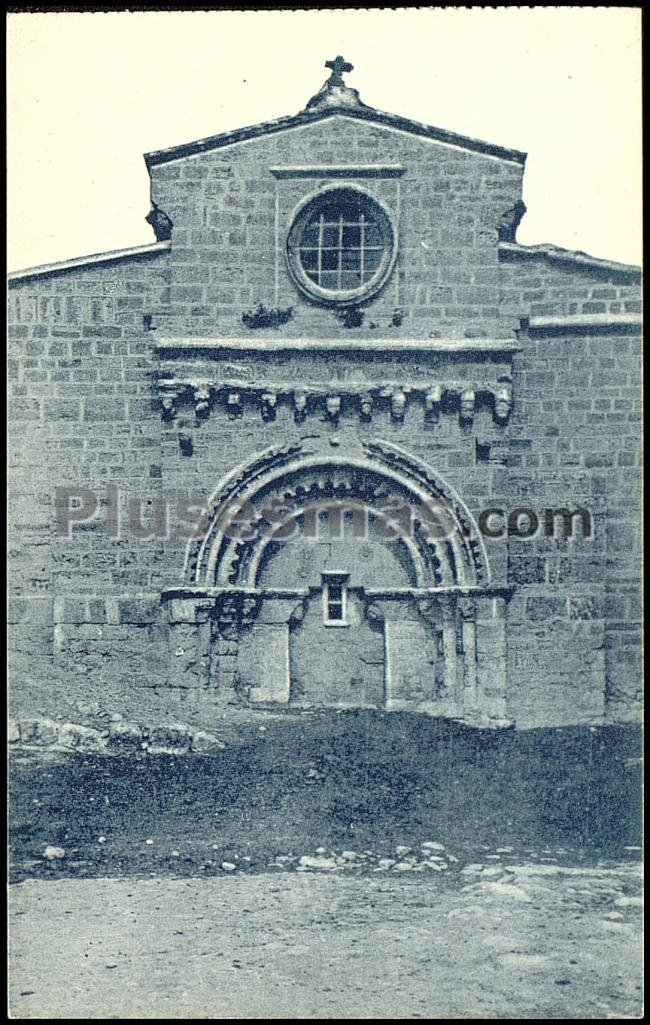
196 609 213 690
492 596 508 711
209 617 239 698
459 596 479 713
440 596 460 710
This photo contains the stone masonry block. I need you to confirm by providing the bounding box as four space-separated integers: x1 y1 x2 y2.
568 595 603 620
118 599 160 624
508 557 546 585
525 597 568 622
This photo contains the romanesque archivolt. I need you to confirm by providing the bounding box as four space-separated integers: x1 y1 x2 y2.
184 439 489 592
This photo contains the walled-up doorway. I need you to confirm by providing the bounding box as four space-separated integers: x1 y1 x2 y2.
258 506 420 709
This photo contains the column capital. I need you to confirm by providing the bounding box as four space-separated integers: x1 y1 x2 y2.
457 594 476 620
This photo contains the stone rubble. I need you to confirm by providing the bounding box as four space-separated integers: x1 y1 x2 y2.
9 716 226 758
43 846 66 861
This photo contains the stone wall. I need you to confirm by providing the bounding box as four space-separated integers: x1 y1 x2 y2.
149 115 524 341
7 109 642 730
8 253 171 709
497 250 642 725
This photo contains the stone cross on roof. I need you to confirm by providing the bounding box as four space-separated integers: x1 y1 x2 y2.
305 55 364 113
325 56 353 86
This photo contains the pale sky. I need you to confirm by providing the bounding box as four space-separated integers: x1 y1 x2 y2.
7 8 642 272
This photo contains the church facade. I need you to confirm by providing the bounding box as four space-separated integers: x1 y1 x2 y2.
8 60 642 729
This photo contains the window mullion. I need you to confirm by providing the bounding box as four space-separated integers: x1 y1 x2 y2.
318 213 324 286
360 212 365 284
337 213 343 290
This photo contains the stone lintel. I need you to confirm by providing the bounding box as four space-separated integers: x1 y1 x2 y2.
269 164 406 178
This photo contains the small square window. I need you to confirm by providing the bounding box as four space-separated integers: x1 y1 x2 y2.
323 576 349 626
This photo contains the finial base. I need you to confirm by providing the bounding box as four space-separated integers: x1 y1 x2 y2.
305 82 365 113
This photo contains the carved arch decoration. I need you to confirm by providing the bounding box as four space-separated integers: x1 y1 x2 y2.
184 440 489 589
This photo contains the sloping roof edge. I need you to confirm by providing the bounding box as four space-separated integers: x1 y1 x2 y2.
8 240 170 285
144 105 527 169
498 241 641 277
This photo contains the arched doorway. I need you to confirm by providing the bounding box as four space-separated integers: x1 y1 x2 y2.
183 439 493 716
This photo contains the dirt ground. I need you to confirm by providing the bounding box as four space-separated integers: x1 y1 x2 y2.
8 716 643 1018
9 863 642 1020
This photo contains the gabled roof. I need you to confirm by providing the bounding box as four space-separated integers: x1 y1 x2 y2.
8 240 170 284
144 73 527 170
498 241 641 278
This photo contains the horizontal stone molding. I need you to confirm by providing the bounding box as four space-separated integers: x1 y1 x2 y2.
161 584 513 602
154 336 522 355
529 313 643 331
161 586 308 602
269 163 406 178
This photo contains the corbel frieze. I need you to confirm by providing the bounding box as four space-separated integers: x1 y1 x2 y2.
155 376 514 426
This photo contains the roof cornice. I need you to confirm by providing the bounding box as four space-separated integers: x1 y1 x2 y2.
144 106 527 170
498 241 641 278
8 241 170 285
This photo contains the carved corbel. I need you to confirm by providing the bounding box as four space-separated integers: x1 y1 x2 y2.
293 390 308 423
425 384 444 420
438 593 458 625
325 394 341 422
390 388 407 422
365 602 385 624
416 597 439 621
226 391 243 419
194 385 211 418
457 594 476 622
288 597 307 626
161 393 177 420
494 377 513 424
214 592 261 632
145 203 173 242
359 392 374 421
261 391 277 421
460 388 476 424
240 596 262 626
